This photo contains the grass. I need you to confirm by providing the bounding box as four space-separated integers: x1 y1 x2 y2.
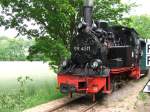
0 76 64 112
24 78 64 109
0 61 64 112
138 91 149 101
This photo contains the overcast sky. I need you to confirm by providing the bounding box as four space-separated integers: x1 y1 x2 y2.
0 0 150 38
122 0 150 15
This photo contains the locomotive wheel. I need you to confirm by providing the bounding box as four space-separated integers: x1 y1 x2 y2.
110 78 117 92
69 92 73 98
92 94 96 102
110 75 127 92
140 69 149 78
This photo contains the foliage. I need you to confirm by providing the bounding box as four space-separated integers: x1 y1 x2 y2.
93 0 133 23
129 15 150 38
138 91 149 101
0 37 32 61
17 76 33 110
0 0 134 66
27 37 70 65
0 76 33 112
0 76 63 112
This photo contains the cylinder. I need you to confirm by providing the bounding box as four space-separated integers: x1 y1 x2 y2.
83 0 94 27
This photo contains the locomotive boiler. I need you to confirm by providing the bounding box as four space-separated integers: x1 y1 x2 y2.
57 0 147 101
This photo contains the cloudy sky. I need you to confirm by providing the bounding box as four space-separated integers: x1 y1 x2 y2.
0 0 150 38
122 0 150 15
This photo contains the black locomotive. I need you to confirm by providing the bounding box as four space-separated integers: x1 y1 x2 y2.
57 0 147 101
59 1 145 76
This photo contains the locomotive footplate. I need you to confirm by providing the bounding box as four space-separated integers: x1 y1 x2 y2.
60 83 76 93
57 74 110 94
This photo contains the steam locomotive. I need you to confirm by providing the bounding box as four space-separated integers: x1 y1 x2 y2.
57 0 147 101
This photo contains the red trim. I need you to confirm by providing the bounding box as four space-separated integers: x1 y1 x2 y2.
111 66 141 79
129 66 140 79
57 66 140 95
58 74 107 94
110 67 132 74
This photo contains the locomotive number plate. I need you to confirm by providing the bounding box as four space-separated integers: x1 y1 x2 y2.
146 40 150 66
74 46 91 51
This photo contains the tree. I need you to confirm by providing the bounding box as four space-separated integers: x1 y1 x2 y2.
0 0 133 65
0 37 32 61
129 15 150 38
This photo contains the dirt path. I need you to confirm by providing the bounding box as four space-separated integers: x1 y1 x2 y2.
94 77 150 112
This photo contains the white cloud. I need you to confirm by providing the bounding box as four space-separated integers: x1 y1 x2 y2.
122 0 150 16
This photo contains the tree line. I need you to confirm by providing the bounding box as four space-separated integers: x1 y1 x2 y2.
0 37 32 61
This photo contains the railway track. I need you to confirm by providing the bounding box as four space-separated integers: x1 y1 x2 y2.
49 95 86 112
23 94 100 112
23 94 85 112
79 102 98 112
50 95 100 112
51 93 107 112
51 100 98 112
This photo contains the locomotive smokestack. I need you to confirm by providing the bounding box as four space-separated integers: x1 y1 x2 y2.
83 0 94 27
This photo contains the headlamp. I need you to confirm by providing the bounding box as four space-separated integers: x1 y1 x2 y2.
61 60 67 67
91 59 102 69
91 61 99 68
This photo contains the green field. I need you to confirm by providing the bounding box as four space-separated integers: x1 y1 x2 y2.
0 61 63 112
